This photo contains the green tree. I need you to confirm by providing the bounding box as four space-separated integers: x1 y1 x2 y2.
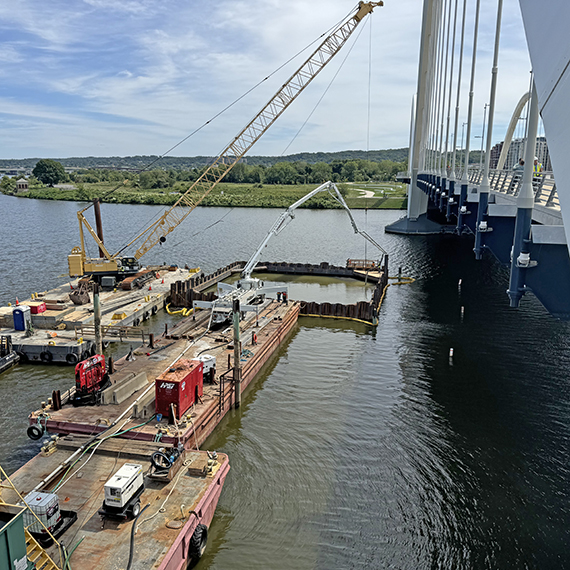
243 165 265 184
139 169 171 189
32 159 67 186
308 162 333 184
0 176 16 194
265 162 299 184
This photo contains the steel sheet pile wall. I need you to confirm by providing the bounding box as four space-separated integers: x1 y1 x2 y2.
169 262 243 307
296 259 388 324
261 261 355 277
169 259 388 324
299 274 387 324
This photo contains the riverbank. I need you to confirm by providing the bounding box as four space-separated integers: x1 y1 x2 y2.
3 181 407 209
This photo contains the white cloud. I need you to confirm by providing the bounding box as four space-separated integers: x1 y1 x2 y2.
0 0 534 158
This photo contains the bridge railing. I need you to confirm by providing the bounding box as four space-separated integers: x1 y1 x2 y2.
466 167 559 209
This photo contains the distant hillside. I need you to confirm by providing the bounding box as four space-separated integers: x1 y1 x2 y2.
0 149 408 172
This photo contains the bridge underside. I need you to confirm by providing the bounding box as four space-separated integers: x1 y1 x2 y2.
386 174 570 319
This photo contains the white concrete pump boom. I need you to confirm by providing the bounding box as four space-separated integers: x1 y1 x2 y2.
241 181 388 283
68 2 384 278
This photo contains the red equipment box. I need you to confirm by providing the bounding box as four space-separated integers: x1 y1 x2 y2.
29 302 47 314
155 359 203 420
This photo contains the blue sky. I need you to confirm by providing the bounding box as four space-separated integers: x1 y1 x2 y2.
0 0 531 159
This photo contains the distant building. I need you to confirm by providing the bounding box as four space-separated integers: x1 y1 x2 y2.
16 178 28 192
499 136 552 170
490 141 503 169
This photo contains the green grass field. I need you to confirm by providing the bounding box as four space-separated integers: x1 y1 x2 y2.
14 180 408 209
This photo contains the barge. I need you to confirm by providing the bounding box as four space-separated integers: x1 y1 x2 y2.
1 442 229 570
0 267 196 367
6 260 386 570
28 298 301 448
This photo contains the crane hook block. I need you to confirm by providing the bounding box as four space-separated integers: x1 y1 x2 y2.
355 2 383 22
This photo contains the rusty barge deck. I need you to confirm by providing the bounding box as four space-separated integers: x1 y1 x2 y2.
27 257 388 446
29 299 300 448
4 441 229 570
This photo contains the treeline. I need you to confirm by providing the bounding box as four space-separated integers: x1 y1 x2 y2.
0 149 408 172
65 159 406 189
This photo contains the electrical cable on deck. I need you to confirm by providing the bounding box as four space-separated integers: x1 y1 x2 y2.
54 415 156 491
127 504 150 570
63 536 85 570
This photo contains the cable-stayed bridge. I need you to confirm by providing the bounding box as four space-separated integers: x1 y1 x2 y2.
387 0 570 319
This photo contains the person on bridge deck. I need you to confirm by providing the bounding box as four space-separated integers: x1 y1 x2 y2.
533 156 543 176
513 158 525 173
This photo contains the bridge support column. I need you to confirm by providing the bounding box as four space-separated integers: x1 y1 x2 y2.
434 176 439 205
456 181 469 232
387 0 437 232
474 0 503 259
446 178 455 220
508 81 539 307
474 182 489 259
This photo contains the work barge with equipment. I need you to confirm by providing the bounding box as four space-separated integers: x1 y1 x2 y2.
0 254 387 570
0 4 390 569
26 255 388 446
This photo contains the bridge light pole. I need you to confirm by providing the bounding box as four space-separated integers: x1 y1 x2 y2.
478 103 489 174
460 121 468 174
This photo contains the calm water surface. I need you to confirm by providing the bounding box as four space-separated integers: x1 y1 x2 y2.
0 194 569 569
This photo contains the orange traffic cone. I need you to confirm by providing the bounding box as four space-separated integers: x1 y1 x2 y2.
15 298 19 306
148 285 152 291
161 278 164 284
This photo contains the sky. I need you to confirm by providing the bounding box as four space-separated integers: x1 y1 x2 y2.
0 0 532 160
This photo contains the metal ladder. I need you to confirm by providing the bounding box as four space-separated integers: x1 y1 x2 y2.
25 529 61 570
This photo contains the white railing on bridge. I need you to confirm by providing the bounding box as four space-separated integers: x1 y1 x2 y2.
466 168 559 209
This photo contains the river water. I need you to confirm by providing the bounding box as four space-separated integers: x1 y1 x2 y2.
1 194 569 569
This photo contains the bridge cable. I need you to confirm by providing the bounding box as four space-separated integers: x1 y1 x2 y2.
450 0 468 179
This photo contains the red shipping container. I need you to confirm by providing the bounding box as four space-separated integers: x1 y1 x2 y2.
29 302 47 314
155 359 203 420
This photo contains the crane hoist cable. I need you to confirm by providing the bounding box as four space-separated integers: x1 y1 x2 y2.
72 2 384 273
81 9 353 217
116 2 384 262
281 11 369 157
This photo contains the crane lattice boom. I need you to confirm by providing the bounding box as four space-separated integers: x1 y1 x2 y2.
127 1 383 260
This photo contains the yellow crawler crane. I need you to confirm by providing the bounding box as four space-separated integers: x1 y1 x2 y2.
68 2 383 279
